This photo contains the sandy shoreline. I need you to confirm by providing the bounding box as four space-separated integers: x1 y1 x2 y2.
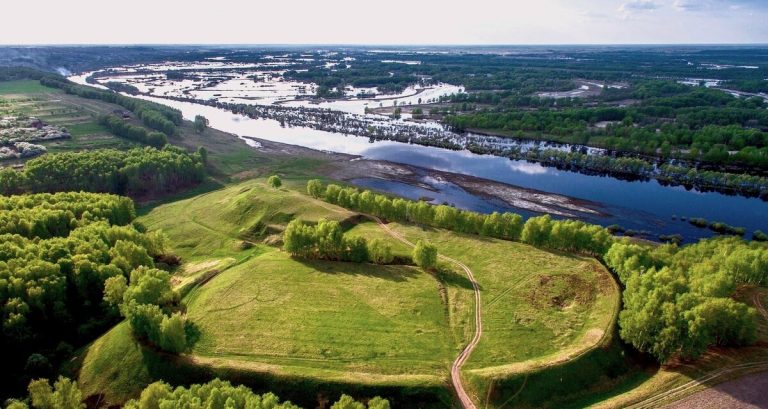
248 136 607 219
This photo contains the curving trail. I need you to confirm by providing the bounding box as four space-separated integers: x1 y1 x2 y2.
370 216 481 409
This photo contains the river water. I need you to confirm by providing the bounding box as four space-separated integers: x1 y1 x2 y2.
70 74 768 243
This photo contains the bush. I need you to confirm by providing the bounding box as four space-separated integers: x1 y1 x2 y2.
367 239 394 264
412 240 438 270
268 175 282 188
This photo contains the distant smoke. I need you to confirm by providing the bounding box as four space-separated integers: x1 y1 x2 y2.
55 67 72 76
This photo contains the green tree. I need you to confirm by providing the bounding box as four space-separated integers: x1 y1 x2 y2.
159 312 188 353
267 175 282 189
135 381 171 409
367 397 391 409
368 239 394 264
103 275 128 307
193 115 208 133
197 146 208 163
28 376 85 409
331 394 365 409
307 179 324 198
344 236 369 263
412 240 438 270
521 215 553 247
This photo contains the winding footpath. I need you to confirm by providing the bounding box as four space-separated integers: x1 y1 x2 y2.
371 216 482 409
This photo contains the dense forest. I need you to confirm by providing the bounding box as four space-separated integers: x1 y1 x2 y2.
0 192 175 397
6 377 390 409
446 81 768 169
0 147 205 197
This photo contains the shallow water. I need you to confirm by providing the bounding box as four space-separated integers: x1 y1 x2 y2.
69 73 768 242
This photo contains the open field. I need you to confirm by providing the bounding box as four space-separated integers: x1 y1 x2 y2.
0 80 60 94
0 81 138 155
186 249 454 379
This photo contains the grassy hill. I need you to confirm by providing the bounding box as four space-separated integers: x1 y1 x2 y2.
73 179 620 407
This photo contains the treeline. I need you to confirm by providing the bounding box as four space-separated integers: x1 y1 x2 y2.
465 144 768 199
0 191 134 238
7 377 390 409
605 236 766 361
283 219 381 264
98 115 168 147
38 75 181 136
308 180 613 256
445 82 768 168
103 81 140 95
0 192 173 396
308 180 764 363
285 60 419 95
0 147 205 197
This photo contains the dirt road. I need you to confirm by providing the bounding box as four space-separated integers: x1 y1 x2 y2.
372 217 481 409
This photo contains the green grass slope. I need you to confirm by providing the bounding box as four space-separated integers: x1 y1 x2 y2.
76 179 619 407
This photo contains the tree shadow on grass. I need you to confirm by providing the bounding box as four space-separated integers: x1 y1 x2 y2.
185 320 202 350
135 178 226 216
435 267 478 291
292 258 423 283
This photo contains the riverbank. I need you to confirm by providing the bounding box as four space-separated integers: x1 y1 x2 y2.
249 136 608 219
161 94 768 201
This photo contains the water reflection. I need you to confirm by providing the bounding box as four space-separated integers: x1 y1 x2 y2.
68 76 768 242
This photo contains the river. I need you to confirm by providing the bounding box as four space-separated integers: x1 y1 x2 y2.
70 74 768 243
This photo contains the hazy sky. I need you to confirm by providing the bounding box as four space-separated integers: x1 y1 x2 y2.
2 0 767 45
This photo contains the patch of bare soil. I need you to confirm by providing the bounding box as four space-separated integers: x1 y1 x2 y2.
663 370 768 409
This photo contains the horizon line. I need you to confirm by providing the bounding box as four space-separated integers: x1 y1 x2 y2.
2 42 768 48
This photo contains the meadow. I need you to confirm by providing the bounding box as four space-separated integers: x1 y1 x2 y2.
75 178 619 407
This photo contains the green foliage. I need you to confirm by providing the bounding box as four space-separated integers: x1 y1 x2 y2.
124 379 298 409
412 240 437 271
313 182 611 256
197 146 207 164
445 81 768 168
193 115 208 133
283 219 369 263
315 182 528 240
306 179 324 198
98 115 168 148
0 147 204 197
0 192 170 391
331 394 365 409
367 238 394 264
267 175 282 189
27 376 85 409
521 215 553 247
124 378 390 409
605 236 766 362
114 266 185 353
103 276 127 307
122 267 176 308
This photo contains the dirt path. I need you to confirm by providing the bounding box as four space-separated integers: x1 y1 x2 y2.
369 216 481 409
